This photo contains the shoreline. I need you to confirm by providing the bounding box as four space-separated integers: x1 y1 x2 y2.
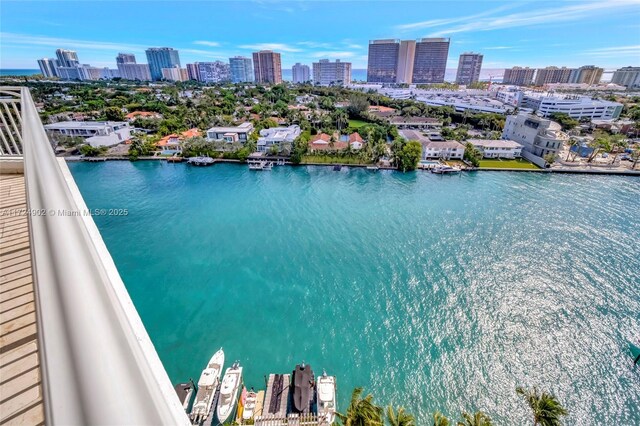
63 156 640 176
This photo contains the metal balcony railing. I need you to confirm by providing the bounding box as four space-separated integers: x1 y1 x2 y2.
1 87 190 425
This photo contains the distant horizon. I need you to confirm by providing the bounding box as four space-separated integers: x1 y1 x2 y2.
1 1 639 70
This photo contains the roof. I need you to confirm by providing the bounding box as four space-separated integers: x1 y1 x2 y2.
207 122 253 134
125 111 160 119
468 139 523 149
349 132 364 143
389 117 442 124
44 121 128 130
309 133 347 151
423 140 466 150
156 128 201 146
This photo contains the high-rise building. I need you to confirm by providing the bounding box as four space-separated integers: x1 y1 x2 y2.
252 51 282 84
367 39 400 83
161 66 188 82
186 63 200 81
312 59 351 86
229 57 254 83
193 62 230 83
56 67 81 80
456 52 483 85
37 58 59 78
292 63 310 83
116 53 137 64
569 65 603 85
145 48 181 81
611 66 640 88
533 66 574 86
115 53 151 81
55 49 79 68
502 67 535 85
412 38 450 84
396 40 416 84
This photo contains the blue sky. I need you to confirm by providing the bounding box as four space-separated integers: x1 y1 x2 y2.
1 0 639 70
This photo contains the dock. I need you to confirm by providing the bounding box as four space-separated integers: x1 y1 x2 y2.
263 373 290 418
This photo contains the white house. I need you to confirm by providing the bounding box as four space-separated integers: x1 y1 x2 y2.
257 125 301 153
423 140 465 160
206 122 254 144
44 121 132 147
468 139 523 158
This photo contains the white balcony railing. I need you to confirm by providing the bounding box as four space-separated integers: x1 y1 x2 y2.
2 87 190 425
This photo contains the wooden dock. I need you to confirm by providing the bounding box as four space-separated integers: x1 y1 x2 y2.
0 174 45 425
263 373 290 418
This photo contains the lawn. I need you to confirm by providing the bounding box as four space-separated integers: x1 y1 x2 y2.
302 155 371 165
478 158 540 169
348 119 369 129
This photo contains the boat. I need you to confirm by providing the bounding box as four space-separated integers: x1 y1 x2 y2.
316 371 337 425
188 156 215 166
631 342 640 365
241 389 260 422
366 166 379 171
174 380 195 414
235 387 247 424
431 165 461 174
248 160 273 171
215 361 243 424
291 363 314 413
190 348 225 425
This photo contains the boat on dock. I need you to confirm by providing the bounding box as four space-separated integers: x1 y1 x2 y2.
188 156 215 166
316 372 336 425
174 381 196 414
241 389 262 422
291 363 314 414
248 160 273 171
215 361 243 424
431 164 461 174
191 348 225 425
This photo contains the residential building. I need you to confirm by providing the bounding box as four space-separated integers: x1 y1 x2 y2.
309 132 365 152
156 128 201 155
194 62 230 83
186 64 199 81
611 66 640 88
416 93 513 114
456 52 483 85
312 59 352 86
521 93 623 120
502 67 535 85
161 66 188 82
533 66 574 86
367 39 400 83
37 58 59 78
569 65 603 85
252 51 282 84
292 63 310 83
206 122 254 143
116 53 136 64
401 128 465 159
502 113 569 158
56 66 81 80
115 53 151 81
125 111 162 122
229 57 254 83
468 139 523 158
397 40 416 84
44 121 132 147
412 38 450 84
55 49 79 68
256 125 301 153
145 47 181 81
389 116 443 129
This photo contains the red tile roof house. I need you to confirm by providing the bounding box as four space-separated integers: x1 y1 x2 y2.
156 128 201 155
308 132 366 152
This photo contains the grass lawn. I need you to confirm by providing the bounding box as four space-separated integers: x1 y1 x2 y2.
348 119 369 128
478 158 540 169
302 155 371 165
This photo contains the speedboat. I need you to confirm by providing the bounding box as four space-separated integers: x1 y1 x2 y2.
242 389 259 422
291 363 314 413
316 371 337 425
174 381 195 414
431 164 461 174
190 348 224 425
215 362 243 424
188 156 215 166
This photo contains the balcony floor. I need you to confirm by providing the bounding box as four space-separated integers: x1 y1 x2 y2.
0 174 44 425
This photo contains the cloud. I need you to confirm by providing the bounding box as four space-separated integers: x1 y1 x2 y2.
427 1 640 37
297 41 333 49
395 4 516 31
311 51 355 59
238 43 302 52
484 46 513 50
581 45 640 57
193 41 220 47
0 32 146 53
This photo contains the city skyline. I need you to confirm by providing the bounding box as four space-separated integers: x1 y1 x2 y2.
1 1 639 70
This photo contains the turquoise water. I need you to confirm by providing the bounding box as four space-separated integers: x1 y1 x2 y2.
68 161 640 425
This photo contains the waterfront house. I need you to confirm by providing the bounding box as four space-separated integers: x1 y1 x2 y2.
44 121 132 147
309 133 347 152
257 125 301 153
423 140 465 160
156 128 201 155
468 139 523 158
206 122 254 144
502 112 569 158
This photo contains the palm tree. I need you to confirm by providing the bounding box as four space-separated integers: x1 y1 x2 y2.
337 387 384 426
516 386 568 426
433 411 450 426
457 411 493 426
386 405 415 426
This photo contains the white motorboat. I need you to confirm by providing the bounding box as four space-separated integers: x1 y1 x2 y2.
215 362 243 424
316 372 337 425
248 160 273 170
431 164 461 174
188 156 215 166
190 348 225 425
242 390 259 421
